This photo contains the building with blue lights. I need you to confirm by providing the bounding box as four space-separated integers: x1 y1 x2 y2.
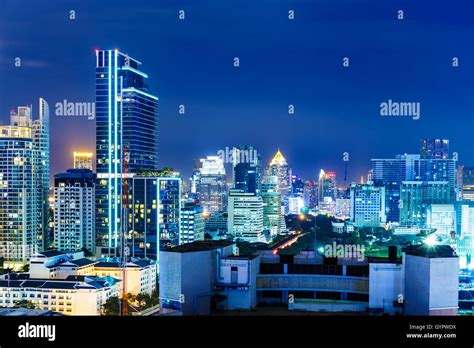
95 49 158 257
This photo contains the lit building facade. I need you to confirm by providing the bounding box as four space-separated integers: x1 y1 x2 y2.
180 201 205 244
73 151 93 170
265 150 292 213
350 184 386 227
198 156 227 213
227 190 264 243
232 145 261 195
95 49 158 257
54 169 96 253
0 99 49 265
399 181 451 227
318 169 337 204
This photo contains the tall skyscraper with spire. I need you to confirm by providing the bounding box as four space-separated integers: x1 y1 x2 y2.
95 49 158 257
265 149 292 213
0 99 50 265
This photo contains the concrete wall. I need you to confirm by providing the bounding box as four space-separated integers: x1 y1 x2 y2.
369 263 403 314
404 255 431 315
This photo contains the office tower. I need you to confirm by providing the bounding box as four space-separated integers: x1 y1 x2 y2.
303 180 317 210
265 149 292 213
128 172 181 261
462 166 474 201
73 151 93 170
180 201 205 244
420 158 457 200
54 169 96 253
291 174 304 197
372 153 456 223
95 49 158 256
227 189 264 242
399 181 451 227
0 100 49 265
262 191 282 237
198 156 227 213
421 139 449 159
425 204 455 235
350 184 386 228
404 245 458 315
232 145 261 195
318 169 337 204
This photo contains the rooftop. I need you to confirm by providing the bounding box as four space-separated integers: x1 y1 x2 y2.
403 244 458 258
166 240 234 253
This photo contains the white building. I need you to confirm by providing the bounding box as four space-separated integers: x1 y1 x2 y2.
227 190 265 242
159 240 236 315
426 204 455 235
403 244 459 315
28 250 156 296
54 169 95 253
288 196 304 214
198 156 227 213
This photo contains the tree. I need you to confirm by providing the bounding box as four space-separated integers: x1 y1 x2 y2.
101 296 120 316
14 300 36 309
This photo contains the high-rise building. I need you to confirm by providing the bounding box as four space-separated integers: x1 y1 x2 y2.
227 189 264 243
462 166 474 201
232 145 261 195
198 156 227 213
291 174 304 197
372 153 456 223
399 181 451 227
0 99 49 265
95 49 158 256
318 169 337 204
54 169 96 253
180 201 205 244
350 184 386 228
421 139 449 159
127 172 181 261
73 151 93 170
265 149 292 213
303 180 317 210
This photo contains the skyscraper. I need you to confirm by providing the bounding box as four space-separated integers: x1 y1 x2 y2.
371 152 456 223
318 169 337 204
198 156 227 213
0 99 49 265
265 149 292 213
232 145 261 195
95 49 158 256
128 172 181 261
54 169 96 253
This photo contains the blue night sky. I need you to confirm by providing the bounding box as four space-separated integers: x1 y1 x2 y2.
0 0 473 183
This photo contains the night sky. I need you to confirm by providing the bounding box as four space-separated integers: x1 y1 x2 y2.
0 0 473 183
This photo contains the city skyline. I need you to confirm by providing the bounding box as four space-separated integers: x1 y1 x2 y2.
1 0 473 182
